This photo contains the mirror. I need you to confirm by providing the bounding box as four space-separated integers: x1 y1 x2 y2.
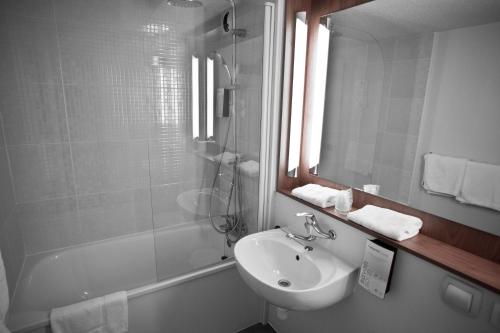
310 0 500 234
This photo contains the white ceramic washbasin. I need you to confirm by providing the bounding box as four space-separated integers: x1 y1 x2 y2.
234 229 358 311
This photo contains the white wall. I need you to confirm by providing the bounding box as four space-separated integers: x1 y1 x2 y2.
268 193 500 333
409 22 500 236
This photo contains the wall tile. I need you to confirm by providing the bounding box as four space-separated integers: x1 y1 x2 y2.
65 84 152 142
379 133 407 170
149 139 202 186
414 58 431 98
0 147 15 224
72 140 149 195
77 188 153 244
409 98 425 136
9 143 74 202
403 135 419 172
0 83 67 144
398 170 412 203
372 163 404 201
151 183 200 228
16 197 79 254
7 15 60 85
378 38 395 63
57 21 150 87
386 98 412 134
53 0 147 29
0 16 17 90
0 113 5 148
394 33 433 60
390 60 418 98
0 0 263 265
0 0 54 19
0 215 25 296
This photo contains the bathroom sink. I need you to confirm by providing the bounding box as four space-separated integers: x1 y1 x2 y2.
234 229 358 311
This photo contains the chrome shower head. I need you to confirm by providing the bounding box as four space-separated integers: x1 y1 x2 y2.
167 0 203 8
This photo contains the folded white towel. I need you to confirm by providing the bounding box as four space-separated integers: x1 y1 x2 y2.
50 291 128 333
291 184 340 208
347 205 423 241
213 152 240 165
422 153 467 196
457 161 500 212
239 160 259 177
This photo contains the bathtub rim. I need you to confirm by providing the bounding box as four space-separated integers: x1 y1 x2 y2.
9 259 236 333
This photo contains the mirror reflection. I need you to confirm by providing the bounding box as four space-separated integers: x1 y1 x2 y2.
312 0 500 233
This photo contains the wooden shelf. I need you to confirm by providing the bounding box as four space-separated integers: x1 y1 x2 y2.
278 189 500 294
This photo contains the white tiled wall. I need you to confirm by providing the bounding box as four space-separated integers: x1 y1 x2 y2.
320 32 433 204
0 109 22 297
0 0 212 257
0 0 265 271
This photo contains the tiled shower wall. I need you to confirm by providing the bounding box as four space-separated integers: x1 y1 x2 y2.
0 0 206 259
0 0 265 291
0 113 22 296
371 33 432 203
320 32 432 204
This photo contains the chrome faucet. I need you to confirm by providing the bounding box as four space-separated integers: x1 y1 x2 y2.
286 212 337 241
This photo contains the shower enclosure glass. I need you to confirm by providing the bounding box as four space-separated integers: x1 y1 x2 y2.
0 0 268 328
147 0 266 280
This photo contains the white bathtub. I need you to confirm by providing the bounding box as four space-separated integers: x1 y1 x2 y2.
6 221 253 333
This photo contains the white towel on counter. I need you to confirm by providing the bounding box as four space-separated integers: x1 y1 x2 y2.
50 291 128 333
422 153 467 196
457 161 500 212
239 160 259 177
291 184 340 208
347 205 423 241
0 251 10 333
213 152 240 165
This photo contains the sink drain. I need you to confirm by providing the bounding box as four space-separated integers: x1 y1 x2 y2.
278 279 291 287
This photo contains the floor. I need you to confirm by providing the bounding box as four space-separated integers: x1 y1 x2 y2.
237 323 276 333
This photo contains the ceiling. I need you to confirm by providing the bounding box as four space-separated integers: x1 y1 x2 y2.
329 0 500 39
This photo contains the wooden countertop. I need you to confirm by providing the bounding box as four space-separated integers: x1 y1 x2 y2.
279 189 500 294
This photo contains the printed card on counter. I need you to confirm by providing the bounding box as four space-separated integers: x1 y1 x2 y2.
358 239 397 299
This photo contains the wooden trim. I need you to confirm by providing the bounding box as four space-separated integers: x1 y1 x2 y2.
278 189 500 294
299 175 500 264
278 0 500 294
277 0 311 191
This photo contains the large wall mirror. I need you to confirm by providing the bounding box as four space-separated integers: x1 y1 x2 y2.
303 0 500 235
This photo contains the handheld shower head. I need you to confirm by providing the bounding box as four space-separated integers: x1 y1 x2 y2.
209 51 233 84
